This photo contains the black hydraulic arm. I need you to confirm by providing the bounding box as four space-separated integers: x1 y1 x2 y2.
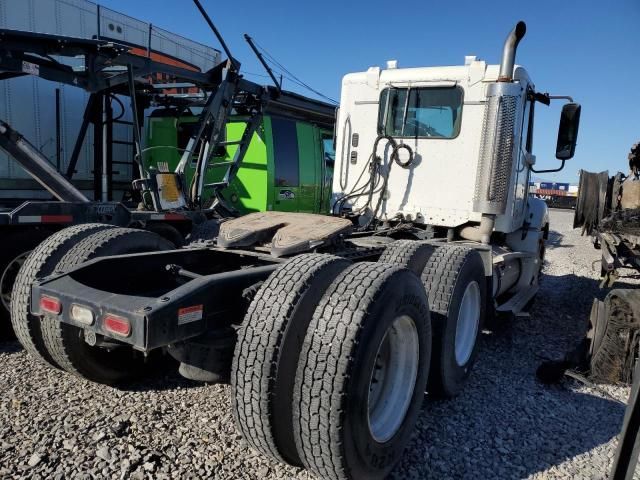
244 34 281 92
0 121 89 202
192 0 239 71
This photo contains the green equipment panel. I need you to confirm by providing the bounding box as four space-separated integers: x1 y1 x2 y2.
145 113 333 215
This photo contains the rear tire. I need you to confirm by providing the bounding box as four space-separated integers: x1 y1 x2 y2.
144 222 184 247
293 263 431 480
232 253 351 465
40 228 174 384
10 223 115 366
0 228 52 338
378 240 436 275
422 245 486 398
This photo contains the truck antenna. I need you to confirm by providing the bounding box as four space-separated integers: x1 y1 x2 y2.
192 0 239 71
244 34 282 93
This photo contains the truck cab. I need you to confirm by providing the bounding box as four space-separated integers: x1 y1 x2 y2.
333 59 534 233
333 21 581 313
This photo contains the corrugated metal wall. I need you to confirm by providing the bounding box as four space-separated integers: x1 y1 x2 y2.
0 0 219 200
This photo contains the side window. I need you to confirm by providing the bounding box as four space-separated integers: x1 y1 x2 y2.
322 137 335 165
378 87 463 138
271 117 299 186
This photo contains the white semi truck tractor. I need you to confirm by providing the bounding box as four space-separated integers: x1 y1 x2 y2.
20 21 580 480
333 20 580 344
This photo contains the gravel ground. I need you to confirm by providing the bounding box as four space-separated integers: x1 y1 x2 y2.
0 208 635 479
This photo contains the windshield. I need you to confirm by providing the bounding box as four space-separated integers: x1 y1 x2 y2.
378 86 463 138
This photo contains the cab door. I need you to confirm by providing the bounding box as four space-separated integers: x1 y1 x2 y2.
270 116 300 212
297 123 322 213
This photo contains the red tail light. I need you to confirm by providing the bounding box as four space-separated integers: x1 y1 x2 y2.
103 314 131 337
40 296 61 315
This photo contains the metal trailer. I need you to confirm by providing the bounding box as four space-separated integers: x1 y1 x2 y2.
0 26 334 332
0 0 220 331
20 17 584 480
0 0 220 201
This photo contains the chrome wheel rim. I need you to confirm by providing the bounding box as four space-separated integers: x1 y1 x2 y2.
368 315 420 443
454 281 481 366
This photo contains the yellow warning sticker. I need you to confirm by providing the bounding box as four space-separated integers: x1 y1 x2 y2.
157 174 180 203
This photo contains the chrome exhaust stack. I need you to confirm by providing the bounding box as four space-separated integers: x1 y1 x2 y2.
470 21 527 244
498 21 527 82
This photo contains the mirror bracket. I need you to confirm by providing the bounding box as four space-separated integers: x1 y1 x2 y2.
531 159 566 174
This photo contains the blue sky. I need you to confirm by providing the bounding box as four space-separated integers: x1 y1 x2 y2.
101 0 639 184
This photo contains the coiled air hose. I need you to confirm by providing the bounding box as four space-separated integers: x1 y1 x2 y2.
334 135 415 228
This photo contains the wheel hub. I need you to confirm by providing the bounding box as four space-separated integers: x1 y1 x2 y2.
367 315 419 443
454 281 481 366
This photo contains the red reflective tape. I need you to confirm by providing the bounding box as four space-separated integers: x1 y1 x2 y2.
178 305 203 325
148 213 187 221
41 215 73 223
163 213 188 221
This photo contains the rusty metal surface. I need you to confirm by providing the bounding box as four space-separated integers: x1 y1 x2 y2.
217 211 353 257
620 176 640 210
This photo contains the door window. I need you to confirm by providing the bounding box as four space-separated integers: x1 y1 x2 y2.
271 117 299 186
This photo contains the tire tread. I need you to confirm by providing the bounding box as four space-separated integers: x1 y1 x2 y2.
378 240 436 275
41 228 173 382
10 223 113 366
231 253 350 464
293 263 426 480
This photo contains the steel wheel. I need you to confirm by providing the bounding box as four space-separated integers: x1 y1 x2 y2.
368 314 420 443
0 250 30 311
454 280 481 366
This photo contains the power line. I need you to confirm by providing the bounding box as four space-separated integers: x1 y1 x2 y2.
250 38 338 105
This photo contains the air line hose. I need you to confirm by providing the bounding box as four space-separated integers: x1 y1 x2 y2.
334 134 414 226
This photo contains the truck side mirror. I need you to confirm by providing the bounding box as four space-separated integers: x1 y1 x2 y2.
556 103 581 160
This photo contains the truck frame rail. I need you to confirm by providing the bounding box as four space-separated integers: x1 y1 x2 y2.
32 247 284 351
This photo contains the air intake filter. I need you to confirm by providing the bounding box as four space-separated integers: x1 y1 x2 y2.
473 82 522 215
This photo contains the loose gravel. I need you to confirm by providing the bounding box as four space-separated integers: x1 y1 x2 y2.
0 209 635 479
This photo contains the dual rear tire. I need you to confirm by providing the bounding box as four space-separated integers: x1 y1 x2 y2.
422 245 486 397
11 224 173 384
11 223 114 367
233 243 486 478
232 256 432 480
40 227 174 384
379 240 487 397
